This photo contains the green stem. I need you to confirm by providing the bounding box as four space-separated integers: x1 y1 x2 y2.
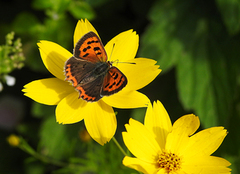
112 137 142 174
18 137 68 167
20 146 67 167
112 136 128 156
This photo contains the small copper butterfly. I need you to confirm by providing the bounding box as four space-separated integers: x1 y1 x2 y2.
65 31 127 102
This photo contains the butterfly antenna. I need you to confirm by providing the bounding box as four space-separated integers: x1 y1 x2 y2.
110 43 136 65
109 43 115 62
116 61 136 65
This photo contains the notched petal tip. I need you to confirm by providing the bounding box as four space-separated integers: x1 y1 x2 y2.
173 114 200 136
74 19 99 46
84 101 117 145
105 29 139 62
118 58 161 91
56 91 86 124
23 78 73 105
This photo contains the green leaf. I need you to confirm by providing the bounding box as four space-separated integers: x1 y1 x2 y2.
140 0 181 72
31 102 55 118
12 12 39 34
176 28 220 126
68 1 95 20
216 0 240 35
24 162 45 174
141 0 238 128
32 0 54 9
131 108 146 123
39 116 72 160
32 0 71 13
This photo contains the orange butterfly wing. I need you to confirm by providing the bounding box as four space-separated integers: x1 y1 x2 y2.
101 66 127 96
74 31 107 62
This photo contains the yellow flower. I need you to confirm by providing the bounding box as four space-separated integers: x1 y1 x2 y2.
22 19 161 145
7 134 20 147
122 100 231 174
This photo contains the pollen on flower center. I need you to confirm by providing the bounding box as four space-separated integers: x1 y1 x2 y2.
157 151 181 173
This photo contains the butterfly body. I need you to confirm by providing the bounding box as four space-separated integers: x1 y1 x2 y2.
65 31 127 102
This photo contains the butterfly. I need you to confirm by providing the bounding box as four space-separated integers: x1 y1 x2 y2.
65 31 127 102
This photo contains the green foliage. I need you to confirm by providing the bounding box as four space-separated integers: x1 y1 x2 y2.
68 1 95 20
9 0 95 72
32 0 95 19
14 128 135 174
140 0 239 128
216 0 240 35
0 32 25 79
39 116 73 160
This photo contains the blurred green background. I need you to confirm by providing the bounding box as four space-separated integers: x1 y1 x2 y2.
0 0 240 173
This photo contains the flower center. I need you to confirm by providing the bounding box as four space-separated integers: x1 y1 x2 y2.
157 151 181 173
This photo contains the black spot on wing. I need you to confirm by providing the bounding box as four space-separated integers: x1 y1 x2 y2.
83 53 89 57
94 47 100 51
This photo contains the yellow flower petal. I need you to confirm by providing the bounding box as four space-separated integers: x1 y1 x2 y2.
115 58 161 91
73 19 98 46
84 100 116 145
123 118 161 163
175 171 187 174
165 114 200 154
144 101 172 149
173 114 200 136
122 156 158 174
102 90 150 109
38 41 72 80
182 156 231 174
56 90 117 145
105 30 139 62
56 91 86 124
23 78 73 105
183 127 227 159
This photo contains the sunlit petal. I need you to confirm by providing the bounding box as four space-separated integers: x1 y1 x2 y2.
73 19 99 46
165 114 200 154
105 30 139 62
183 127 227 158
144 101 172 149
56 91 86 124
37 41 72 80
23 78 73 105
182 156 231 174
114 58 161 91
102 90 150 109
123 118 161 163
84 100 116 145
123 156 158 174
